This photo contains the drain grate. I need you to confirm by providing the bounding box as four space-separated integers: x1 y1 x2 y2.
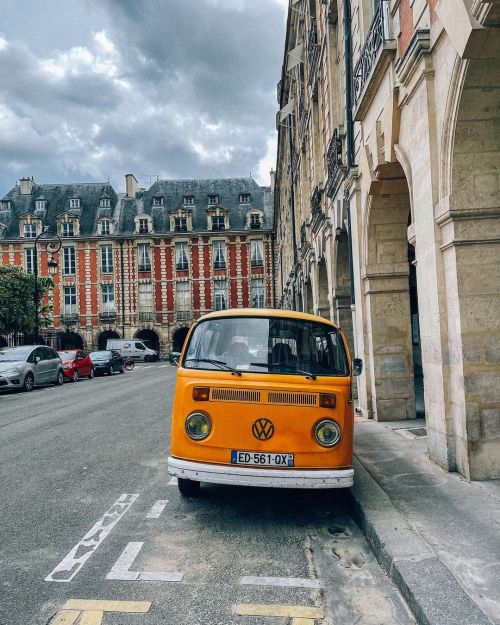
395 426 427 439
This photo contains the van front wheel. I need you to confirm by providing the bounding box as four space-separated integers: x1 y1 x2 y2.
177 478 201 497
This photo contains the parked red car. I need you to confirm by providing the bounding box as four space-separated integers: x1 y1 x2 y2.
58 350 94 382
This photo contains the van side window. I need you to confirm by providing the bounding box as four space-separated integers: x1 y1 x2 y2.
135 342 146 350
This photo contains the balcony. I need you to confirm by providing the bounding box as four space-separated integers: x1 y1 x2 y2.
251 259 264 268
353 0 395 119
99 311 117 322
176 310 191 321
325 129 345 198
176 262 189 271
290 141 300 181
138 311 153 322
310 186 325 234
307 24 319 85
138 264 151 272
214 261 226 270
60 313 79 325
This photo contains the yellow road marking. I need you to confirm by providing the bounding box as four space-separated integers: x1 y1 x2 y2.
79 611 104 625
62 599 151 613
50 610 80 625
234 603 323 619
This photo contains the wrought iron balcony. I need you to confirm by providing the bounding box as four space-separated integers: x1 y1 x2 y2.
307 24 319 83
138 311 153 322
138 263 151 272
60 313 79 325
353 1 393 109
325 129 345 197
99 311 117 322
310 186 325 233
290 141 300 180
176 310 191 320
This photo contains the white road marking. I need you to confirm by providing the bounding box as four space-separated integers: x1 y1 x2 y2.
168 477 178 486
106 541 183 582
158 365 169 368
142 366 154 369
240 576 322 589
145 500 168 519
45 494 139 583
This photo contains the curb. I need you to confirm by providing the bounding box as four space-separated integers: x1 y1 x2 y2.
349 457 494 625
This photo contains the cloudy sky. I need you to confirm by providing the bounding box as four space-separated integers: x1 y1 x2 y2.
0 0 287 195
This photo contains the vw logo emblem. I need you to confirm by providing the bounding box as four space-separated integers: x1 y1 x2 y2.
252 418 275 441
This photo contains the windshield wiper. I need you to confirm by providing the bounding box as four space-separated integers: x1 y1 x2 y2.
249 362 316 380
184 358 242 376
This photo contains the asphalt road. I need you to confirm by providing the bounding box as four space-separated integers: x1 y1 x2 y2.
0 363 415 625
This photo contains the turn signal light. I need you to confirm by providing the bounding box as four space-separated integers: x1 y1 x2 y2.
193 386 210 401
319 393 336 408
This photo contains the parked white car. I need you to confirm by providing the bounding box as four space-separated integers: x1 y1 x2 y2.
0 345 64 391
106 339 159 362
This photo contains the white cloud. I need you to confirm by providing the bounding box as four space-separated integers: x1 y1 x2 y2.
0 36 8 51
255 134 277 186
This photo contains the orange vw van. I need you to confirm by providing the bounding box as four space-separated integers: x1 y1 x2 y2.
168 309 362 496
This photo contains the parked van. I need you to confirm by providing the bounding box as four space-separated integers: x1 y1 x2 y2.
168 308 362 496
106 339 159 362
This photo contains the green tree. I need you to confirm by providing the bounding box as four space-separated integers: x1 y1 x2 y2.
0 266 54 336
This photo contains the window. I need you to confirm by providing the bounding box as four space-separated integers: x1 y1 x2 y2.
183 195 194 206
250 213 261 229
69 198 80 209
100 220 110 236
101 284 115 313
25 248 36 274
212 215 225 231
138 283 153 315
138 218 149 234
24 223 36 238
175 242 189 270
213 241 226 269
1 201 11 210
174 217 187 232
35 199 46 211
100 198 111 208
138 244 151 271
153 196 164 206
240 193 251 204
61 222 75 237
63 247 76 275
250 240 264 267
100 245 113 273
251 278 265 308
208 195 219 206
64 286 76 314
214 281 228 311
176 282 191 312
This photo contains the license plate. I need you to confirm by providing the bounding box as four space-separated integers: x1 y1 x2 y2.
231 451 294 467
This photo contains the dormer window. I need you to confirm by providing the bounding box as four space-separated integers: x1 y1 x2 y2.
35 199 46 211
153 196 164 207
134 213 152 235
1 201 11 211
212 215 225 231
69 198 80 209
61 222 75 237
240 193 251 204
250 214 261 229
100 198 111 208
24 223 37 238
139 218 149 234
208 195 219 206
174 217 187 232
100 220 110 236
183 195 194 206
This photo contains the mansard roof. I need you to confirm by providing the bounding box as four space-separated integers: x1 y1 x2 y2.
0 176 273 239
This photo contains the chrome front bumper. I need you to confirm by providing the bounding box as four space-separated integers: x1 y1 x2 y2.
168 457 353 489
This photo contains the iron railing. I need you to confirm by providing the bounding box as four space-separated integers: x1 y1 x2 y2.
307 24 319 83
326 129 344 196
138 311 153 322
176 310 191 320
60 313 79 324
99 311 117 322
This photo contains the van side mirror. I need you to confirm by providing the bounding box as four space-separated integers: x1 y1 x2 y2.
169 352 180 366
352 358 363 376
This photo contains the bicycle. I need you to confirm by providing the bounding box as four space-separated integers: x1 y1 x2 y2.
122 357 135 371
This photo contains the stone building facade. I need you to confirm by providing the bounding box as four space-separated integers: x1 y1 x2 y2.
0 175 274 354
274 0 499 480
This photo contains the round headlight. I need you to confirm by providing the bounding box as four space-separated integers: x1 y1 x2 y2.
314 419 341 447
185 412 211 440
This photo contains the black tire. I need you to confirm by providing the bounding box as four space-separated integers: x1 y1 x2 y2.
56 370 64 386
119 366 125 374
144 355 152 363
89 368 94 379
72 370 79 382
107 366 113 376
23 373 34 392
178 478 201 497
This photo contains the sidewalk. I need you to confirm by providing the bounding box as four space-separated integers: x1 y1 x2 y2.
351 418 500 625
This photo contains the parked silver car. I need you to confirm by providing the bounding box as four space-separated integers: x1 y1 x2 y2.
0 346 64 392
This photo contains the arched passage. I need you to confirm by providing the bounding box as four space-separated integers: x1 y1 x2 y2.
60 331 84 350
304 280 314 314
97 330 120 351
134 328 160 352
333 232 353 349
316 259 330 318
172 327 189 352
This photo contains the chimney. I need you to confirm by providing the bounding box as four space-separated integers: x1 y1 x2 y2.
270 169 276 191
125 173 138 198
20 177 35 195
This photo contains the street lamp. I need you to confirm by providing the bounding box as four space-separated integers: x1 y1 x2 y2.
33 227 61 344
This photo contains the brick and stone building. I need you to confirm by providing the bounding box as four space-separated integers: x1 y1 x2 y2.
0 175 274 353
274 0 499 480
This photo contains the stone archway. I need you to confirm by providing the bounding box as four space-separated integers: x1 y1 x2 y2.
304 280 314 314
60 331 84 351
316 259 330 319
134 328 160 352
333 231 353 348
172 327 189 352
97 330 120 351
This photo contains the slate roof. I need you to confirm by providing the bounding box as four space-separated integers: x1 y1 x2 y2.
0 177 273 239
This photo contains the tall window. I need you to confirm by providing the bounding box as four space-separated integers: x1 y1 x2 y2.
63 247 76 275
214 280 227 311
69 198 80 209
174 217 187 232
208 195 219 206
251 278 265 308
250 240 264 267
213 241 226 269
24 223 36 238
35 199 46 211
250 213 261 229
64 286 76 314
100 245 113 273
175 242 189 270
176 282 191 312
100 220 110 236
212 215 225 231
101 284 115 313
25 248 36 274
138 244 151 271
138 218 149 234
138 283 153 315
61 222 75 237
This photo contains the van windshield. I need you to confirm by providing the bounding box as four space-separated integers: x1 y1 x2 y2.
183 316 349 377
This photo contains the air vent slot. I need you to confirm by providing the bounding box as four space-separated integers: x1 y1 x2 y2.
211 388 261 403
267 392 318 406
